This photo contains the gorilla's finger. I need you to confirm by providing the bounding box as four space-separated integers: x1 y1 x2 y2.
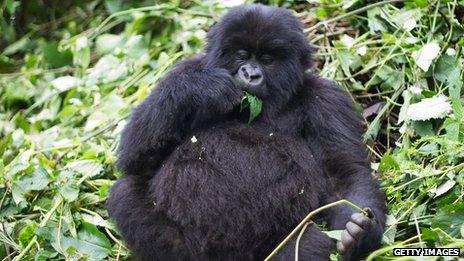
364 207 375 219
346 221 364 241
337 241 346 253
341 230 355 248
351 212 370 228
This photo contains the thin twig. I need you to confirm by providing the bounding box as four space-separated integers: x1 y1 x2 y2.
264 199 367 261
294 221 312 261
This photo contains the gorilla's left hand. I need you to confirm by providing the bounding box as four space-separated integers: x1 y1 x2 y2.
336 212 372 254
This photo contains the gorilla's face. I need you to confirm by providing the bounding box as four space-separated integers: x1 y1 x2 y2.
228 42 292 98
205 5 313 103
233 49 267 97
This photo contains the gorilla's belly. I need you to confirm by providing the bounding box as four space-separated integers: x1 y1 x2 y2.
149 122 324 253
151 121 324 248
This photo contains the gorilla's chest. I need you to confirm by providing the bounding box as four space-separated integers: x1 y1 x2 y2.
176 121 317 177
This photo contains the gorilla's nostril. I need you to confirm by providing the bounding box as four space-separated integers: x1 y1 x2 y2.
241 67 250 79
238 64 263 84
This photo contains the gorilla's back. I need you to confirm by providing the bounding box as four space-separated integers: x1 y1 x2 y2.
147 120 326 258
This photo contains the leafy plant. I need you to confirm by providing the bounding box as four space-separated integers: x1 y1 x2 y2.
1 0 463 260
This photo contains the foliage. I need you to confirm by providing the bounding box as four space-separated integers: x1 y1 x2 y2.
0 0 463 260
241 92 263 124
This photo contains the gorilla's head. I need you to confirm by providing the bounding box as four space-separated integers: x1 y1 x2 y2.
205 4 313 104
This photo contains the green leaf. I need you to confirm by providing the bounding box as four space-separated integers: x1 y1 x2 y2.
382 215 397 244
18 222 37 247
364 118 381 141
379 152 400 171
98 182 111 198
336 49 362 76
390 10 420 31
82 213 109 228
5 0 20 15
73 221 111 259
73 39 90 69
4 83 32 108
40 41 73 68
84 93 126 131
0 133 13 158
415 0 429 7
11 183 26 204
79 222 111 248
59 182 80 202
241 92 262 124
411 121 434 137
444 119 460 141
104 0 136 14
3 36 29 56
65 160 103 179
15 167 51 191
432 203 464 237
382 225 397 244
95 34 123 55
367 8 387 33
418 142 439 156
34 250 57 261
376 66 404 91
49 222 111 260
412 42 440 72
421 228 438 242
435 54 461 87
124 35 150 65
322 230 343 240
435 55 463 118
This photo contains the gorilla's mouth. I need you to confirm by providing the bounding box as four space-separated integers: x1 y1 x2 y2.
234 75 267 97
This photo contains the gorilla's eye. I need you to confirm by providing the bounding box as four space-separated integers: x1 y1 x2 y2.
235 49 250 60
260 54 274 64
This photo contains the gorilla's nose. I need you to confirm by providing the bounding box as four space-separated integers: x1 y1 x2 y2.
238 64 263 86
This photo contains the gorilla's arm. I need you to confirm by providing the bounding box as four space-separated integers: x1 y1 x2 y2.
303 76 386 260
117 56 242 176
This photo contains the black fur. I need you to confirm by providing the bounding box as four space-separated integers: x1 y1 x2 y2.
108 4 386 261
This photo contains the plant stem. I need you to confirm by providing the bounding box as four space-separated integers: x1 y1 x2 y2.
294 221 312 261
264 199 367 261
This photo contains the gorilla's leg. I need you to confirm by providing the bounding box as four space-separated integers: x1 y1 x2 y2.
275 225 333 261
107 175 192 261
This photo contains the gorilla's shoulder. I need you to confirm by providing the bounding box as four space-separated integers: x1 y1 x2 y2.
302 74 352 103
300 74 361 126
171 54 206 72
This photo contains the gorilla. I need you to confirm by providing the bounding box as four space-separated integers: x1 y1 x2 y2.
108 4 386 261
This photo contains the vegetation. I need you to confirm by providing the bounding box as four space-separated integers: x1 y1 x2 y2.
1 0 463 260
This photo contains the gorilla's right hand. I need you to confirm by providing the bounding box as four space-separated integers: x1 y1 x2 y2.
190 68 243 121
117 57 242 176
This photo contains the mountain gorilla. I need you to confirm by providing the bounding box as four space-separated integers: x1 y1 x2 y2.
108 4 386 261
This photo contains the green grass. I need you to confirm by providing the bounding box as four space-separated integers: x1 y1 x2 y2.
1 0 463 260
